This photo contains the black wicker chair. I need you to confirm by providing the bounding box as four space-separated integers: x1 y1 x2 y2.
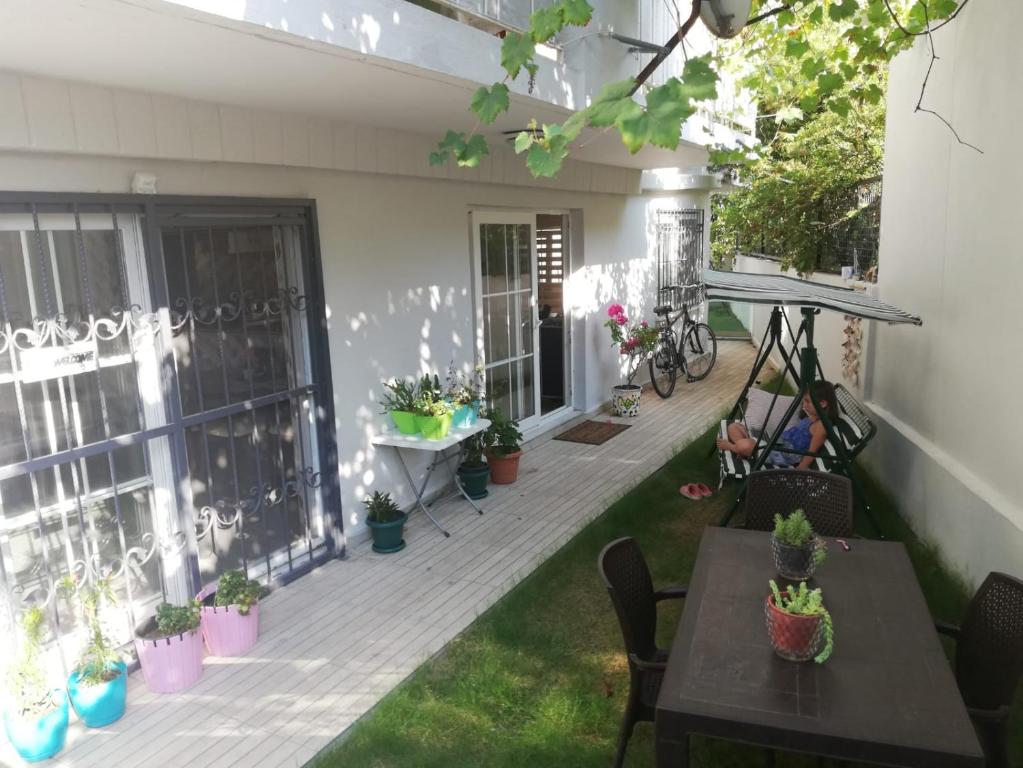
598 537 687 768
936 572 1023 768
742 469 854 537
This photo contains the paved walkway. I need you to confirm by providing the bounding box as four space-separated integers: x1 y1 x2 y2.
8 341 755 768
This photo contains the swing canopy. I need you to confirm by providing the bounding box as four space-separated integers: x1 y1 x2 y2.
703 269 922 325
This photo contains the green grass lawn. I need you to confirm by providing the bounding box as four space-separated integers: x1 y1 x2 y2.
707 301 749 337
318 418 1021 767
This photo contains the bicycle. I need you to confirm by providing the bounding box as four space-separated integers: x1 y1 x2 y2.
647 298 718 398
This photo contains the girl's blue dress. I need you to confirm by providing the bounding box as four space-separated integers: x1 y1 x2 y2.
768 417 814 466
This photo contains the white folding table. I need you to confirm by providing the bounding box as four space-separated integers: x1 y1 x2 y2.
371 419 490 537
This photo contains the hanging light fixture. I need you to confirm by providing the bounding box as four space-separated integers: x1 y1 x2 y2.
700 0 753 38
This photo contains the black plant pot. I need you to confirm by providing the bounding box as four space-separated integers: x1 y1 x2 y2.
457 463 490 499
366 513 409 554
771 535 818 580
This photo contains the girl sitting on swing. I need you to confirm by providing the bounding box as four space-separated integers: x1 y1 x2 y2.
716 380 839 470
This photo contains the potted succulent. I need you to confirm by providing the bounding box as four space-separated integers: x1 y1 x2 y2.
457 429 491 499
484 408 523 484
380 378 420 435
3 608 69 763
414 374 454 440
765 580 834 664
604 304 658 417
198 569 262 657
364 491 409 554
771 509 827 580
446 363 484 428
59 576 127 728
134 600 203 693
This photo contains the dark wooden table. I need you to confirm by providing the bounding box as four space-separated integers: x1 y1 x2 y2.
656 527 986 767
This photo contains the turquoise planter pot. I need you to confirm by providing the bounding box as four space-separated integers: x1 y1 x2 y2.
3 692 69 763
68 661 127 728
451 401 480 429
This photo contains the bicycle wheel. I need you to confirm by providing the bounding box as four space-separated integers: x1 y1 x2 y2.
681 323 717 381
648 333 678 398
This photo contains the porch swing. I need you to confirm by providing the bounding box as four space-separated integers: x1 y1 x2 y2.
704 269 922 533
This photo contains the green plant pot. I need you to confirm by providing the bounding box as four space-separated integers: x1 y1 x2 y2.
390 410 419 435
366 513 409 554
457 463 490 499
417 413 453 440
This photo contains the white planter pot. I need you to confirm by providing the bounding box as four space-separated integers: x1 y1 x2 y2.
611 385 642 417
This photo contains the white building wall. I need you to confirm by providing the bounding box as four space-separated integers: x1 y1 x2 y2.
0 73 709 540
868 0 1023 587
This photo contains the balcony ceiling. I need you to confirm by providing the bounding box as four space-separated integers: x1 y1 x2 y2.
0 0 707 170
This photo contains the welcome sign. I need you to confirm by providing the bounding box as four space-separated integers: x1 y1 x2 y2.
19 340 99 383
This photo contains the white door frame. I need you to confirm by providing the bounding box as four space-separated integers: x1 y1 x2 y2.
470 211 542 432
532 210 574 428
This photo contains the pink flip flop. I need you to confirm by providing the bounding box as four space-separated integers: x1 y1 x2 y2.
679 483 702 500
695 482 714 498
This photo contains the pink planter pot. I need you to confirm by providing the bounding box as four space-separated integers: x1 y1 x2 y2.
200 603 259 657
134 620 204 694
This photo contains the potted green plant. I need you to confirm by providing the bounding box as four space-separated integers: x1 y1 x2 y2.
604 304 659 417
457 429 491 499
414 374 454 440
445 363 484 428
3 607 69 763
765 580 833 664
59 576 127 728
484 408 523 484
198 569 262 657
771 509 827 580
380 378 420 435
364 491 409 553
134 600 203 693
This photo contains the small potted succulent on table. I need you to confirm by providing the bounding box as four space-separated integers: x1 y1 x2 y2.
3 608 69 763
445 363 484 428
60 576 127 728
134 600 203 693
771 509 827 580
484 408 523 484
604 303 658 417
364 490 409 554
414 374 454 440
198 569 262 657
457 429 491 499
380 378 420 435
765 580 833 664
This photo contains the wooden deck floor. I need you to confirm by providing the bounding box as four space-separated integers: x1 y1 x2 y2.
7 341 756 768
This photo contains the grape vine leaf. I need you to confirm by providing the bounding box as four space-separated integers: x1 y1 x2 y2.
456 135 490 168
501 32 536 79
587 80 641 128
560 0 594 26
470 84 510 124
530 5 563 42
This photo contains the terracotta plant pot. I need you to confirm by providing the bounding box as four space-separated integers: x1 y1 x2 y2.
134 617 204 694
487 450 522 484
198 587 260 657
764 595 823 662
611 384 641 417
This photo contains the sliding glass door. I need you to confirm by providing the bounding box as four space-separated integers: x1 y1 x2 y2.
472 213 540 431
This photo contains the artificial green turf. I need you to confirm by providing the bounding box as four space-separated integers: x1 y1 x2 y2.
318 413 1021 767
707 301 749 336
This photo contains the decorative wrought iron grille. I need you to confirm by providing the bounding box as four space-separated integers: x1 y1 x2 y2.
656 209 705 312
0 195 339 674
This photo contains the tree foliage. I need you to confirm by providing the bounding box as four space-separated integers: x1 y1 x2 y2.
430 0 965 179
711 12 887 274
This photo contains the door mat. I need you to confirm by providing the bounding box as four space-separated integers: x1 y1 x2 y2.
553 420 631 446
